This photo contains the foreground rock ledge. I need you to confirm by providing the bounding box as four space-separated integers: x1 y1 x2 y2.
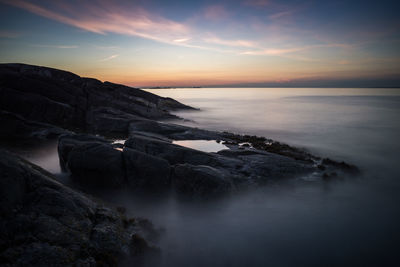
0 150 160 266
58 119 359 198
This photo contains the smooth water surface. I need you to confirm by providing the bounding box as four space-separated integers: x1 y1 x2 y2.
136 87 400 266
172 140 228 153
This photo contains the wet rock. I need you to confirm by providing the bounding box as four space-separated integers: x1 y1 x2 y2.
0 150 159 266
86 107 140 137
172 164 233 197
222 132 316 162
317 164 326 170
125 134 218 166
128 118 219 140
223 149 314 183
322 158 360 174
58 134 109 172
57 134 125 188
322 172 341 181
123 147 171 191
66 142 125 188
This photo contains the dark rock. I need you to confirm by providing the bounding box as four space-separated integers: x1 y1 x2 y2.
123 147 171 191
231 150 315 183
172 164 233 197
222 132 316 162
317 164 326 170
0 63 193 138
86 107 140 137
322 172 341 181
57 128 357 198
322 158 360 174
58 133 109 172
128 118 220 140
66 142 125 188
0 110 68 140
125 134 218 166
0 149 159 266
0 87 76 128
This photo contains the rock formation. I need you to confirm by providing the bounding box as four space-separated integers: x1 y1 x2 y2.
0 150 160 266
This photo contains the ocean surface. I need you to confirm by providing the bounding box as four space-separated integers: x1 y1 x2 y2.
18 88 400 266
139 88 400 266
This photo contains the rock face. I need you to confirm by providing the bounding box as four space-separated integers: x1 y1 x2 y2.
128 118 219 140
67 142 125 188
58 131 320 197
0 63 193 139
0 150 160 266
123 148 171 191
58 121 360 197
172 164 233 197
0 110 68 140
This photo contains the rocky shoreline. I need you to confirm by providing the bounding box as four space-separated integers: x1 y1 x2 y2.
0 63 359 266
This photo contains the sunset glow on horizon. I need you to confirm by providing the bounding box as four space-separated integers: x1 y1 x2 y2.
0 0 399 87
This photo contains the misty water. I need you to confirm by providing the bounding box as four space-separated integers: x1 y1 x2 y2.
19 88 400 266
142 88 400 266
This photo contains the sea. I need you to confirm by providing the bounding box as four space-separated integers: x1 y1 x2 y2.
21 88 400 266
141 87 400 267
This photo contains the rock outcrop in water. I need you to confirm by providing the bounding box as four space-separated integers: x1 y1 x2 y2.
58 118 359 197
0 63 360 265
0 150 160 266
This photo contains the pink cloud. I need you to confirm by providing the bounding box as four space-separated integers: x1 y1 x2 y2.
1 0 189 45
241 47 306 55
0 0 355 61
203 5 230 21
242 43 353 56
204 37 257 48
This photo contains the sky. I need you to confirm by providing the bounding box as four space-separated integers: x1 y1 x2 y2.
0 0 399 87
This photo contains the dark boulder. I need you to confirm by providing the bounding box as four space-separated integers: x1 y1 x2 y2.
123 148 171 191
172 164 233 197
86 107 143 137
128 118 220 140
57 133 109 172
237 152 315 182
125 134 218 166
66 142 125 188
0 150 159 266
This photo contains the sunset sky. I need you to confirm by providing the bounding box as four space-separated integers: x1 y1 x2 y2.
0 0 399 87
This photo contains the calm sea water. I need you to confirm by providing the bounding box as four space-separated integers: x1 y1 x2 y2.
16 88 400 266
132 88 400 267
